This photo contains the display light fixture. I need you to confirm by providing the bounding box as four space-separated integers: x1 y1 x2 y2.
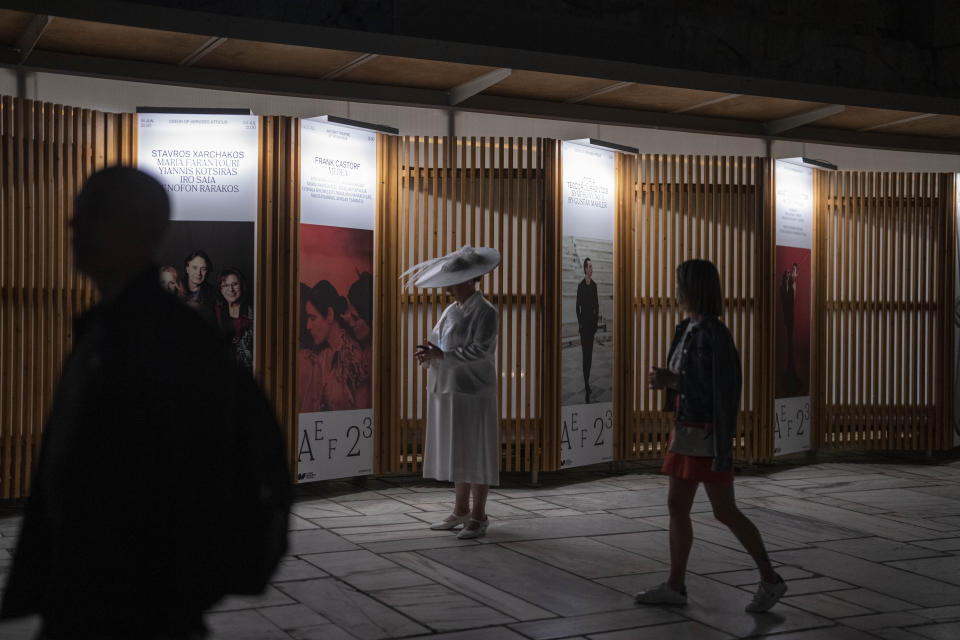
136 107 253 115
309 115 399 135
779 156 838 171
566 138 639 155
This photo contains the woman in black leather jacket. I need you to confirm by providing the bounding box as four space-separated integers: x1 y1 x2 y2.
635 259 787 613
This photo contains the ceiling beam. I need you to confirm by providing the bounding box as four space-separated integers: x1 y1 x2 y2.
179 36 228 66
764 104 846 135
322 53 378 80
4 48 957 155
672 93 740 114
13 0 960 117
860 113 937 132
449 68 511 105
15 14 53 64
566 81 633 104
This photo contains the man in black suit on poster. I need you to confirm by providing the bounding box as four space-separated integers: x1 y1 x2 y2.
577 257 600 404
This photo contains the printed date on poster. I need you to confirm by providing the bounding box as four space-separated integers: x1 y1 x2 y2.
297 409 374 482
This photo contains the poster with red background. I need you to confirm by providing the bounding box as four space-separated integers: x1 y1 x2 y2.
775 245 812 398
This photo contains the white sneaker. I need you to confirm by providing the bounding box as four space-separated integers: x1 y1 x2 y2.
745 579 787 613
456 518 489 539
429 513 470 531
634 582 688 605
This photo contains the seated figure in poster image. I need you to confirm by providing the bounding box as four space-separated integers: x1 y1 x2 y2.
405 245 501 540
215 267 254 371
298 280 367 412
159 264 184 297
180 248 217 323
577 257 599 403
341 271 373 408
635 259 787 613
0 167 290 640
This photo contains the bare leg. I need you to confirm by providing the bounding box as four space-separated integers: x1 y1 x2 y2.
704 482 779 583
470 484 489 521
453 482 471 516
667 476 699 591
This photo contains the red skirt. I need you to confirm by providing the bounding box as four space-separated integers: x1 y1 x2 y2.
662 450 734 484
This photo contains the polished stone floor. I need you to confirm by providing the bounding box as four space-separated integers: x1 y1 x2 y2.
2 452 960 639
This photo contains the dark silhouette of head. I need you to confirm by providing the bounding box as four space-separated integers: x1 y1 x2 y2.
345 272 373 342
72 167 169 293
676 259 723 317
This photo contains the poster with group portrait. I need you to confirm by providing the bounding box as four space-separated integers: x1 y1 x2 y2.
559 141 615 469
297 118 377 482
137 111 259 373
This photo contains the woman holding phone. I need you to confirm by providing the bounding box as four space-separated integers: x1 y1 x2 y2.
405 246 502 539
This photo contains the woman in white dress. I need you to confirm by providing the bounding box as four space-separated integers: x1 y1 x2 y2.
406 246 501 540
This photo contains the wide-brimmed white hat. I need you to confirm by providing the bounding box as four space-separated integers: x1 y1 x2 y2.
401 245 501 289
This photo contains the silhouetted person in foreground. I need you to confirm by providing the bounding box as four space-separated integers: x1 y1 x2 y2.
1 167 289 640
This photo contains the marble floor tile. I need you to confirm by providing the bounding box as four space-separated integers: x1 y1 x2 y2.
839 611 931 630
507 608 682 640
782 593 874 619
907 621 960 639
727 504 866 543
470 513 658 543
344 526 466 544
707 565 813 587
913 538 960 552
530 508 586 517
211 586 295 612
288 528 358 555
290 501 361 519
483 500 539 517
819 537 947 562
504 536 669 578
386 551 555 621
743 496 940 542
369 583 514 631
276 578 429 639
361 534 481 554
910 605 960 621
500 497 561 511
748 627 880 640
538 489 677 512
596 531 757 574
422 545 636 616
335 499 417 516
775 548 960 607
765 576 856 596
683 511 810 552
206 609 290 640
287 515 319 531
887 556 960 587
398 627 529 640
290 623 364 639
830 588 919 612
837 489 960 516
588 620 734 640
309 513 423 529
257 604 330 630
599 573 833 638
302 549 432 590
269 557 329 582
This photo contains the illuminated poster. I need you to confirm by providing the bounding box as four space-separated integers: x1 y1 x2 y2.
774 160 813 455
138 112 259 371
560 141 615 468
297 118 376 482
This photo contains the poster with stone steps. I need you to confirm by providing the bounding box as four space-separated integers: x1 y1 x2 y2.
560 141 615 468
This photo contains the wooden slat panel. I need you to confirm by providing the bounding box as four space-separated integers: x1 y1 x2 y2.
623 155 770 464
815 169 950 451
382 136 548 474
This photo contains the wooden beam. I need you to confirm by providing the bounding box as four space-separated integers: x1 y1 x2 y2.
15 14 53 64
859 113 936 132
566 81 633 104
448 68 511 105
179 36 228 66
322 53 378 80
671 93 740 113
764 104 846 135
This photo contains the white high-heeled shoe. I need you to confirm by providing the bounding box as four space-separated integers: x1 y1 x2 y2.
429 512 471 531
456 518 489 539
